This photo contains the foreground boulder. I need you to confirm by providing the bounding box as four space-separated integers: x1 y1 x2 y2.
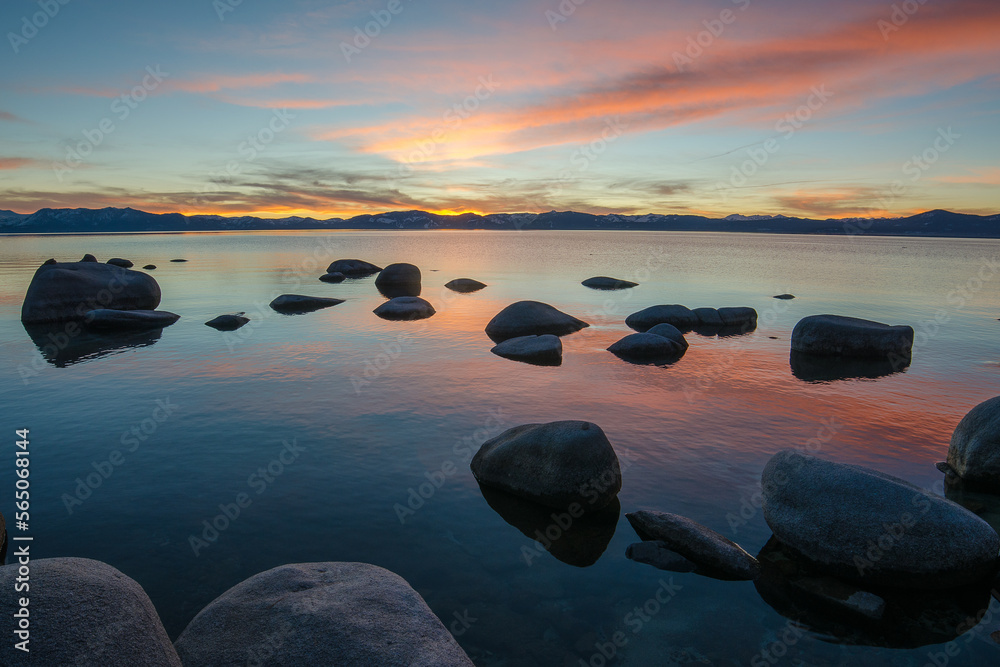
21 258 161 323
947 396 1000 491
582 276 638 290
327 259 382 276
607 333 685 364
205 313 250 331
85 309 180 331
791 315 914 359
625 305 698 332
485 301 589 343
626 510 759 580
270 295 345 314
374 296 436 321
445 278 487 293
375 263 421 298
472 421 621 511
319 272 346 283
491 334 562 365
175 562 473 667
646 323 688 350
762 450 1000 589
0 558 181 666
107 258 133 268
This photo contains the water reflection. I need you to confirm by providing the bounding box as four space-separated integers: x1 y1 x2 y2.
23 322 163 367
755 537 995 648
789 351 910 382
377 283 421 299
479 484 619 567
945 484 1000 536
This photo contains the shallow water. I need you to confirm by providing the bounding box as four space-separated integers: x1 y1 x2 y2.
2 230 1000 666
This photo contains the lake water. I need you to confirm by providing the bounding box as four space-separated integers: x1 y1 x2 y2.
2 231 1000 666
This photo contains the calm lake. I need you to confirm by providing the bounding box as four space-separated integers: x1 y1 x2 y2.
2 230 1000 666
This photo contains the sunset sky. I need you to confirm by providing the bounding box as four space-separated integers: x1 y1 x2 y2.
1 0 998 219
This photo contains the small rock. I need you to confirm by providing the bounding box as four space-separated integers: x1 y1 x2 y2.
491 334 562 366
374 296 435 321
327 259 382 276
445 278 487 293
170 259 188 263
319 272 346 283
81 254 98 262
773 294 796 300
582 276 638 290
107 258 134 268
205 313 250 331
269 295 345 314
143 264 157 270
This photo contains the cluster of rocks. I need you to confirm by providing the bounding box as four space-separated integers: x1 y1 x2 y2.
0 558 474 666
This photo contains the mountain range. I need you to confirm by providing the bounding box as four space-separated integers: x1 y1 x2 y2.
1 207 998 237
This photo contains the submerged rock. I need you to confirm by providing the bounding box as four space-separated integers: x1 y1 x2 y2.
445 278 487 293
21 259 161 323
170 259 188 263
327 259 382 276
625 304 698 332
471 421 621 511
791 314 914 359
85 309 180 331
607 333 685 364
762 450 1000 589
485 301 589 343
174 562 474 666
375 263 421 298
373 296 435 321
625 541 699 573
319 272 346 283
947 396 1000 491
107 258 134 268
143 264 157 270
582 276 638 290
205 313 250 331
0 557 182 666
270 294 345 314
774 294 796 300
626 510 759 580
491 334 562 366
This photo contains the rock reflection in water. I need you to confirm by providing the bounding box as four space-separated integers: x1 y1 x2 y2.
23 321 164 368
789 350 910 383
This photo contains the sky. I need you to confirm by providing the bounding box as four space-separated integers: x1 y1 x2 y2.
0 0 998 219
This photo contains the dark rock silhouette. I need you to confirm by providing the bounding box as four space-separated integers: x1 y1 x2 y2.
491 334 562 366
375 263 421 298
485 301 588 343
269 294 345 314
607 333 685 365
107 258 133 268
327 259 382 276
774 294 796 300
319 272 346 283
445 278 487 293
205 313 250 331
626 304 698 332
646 322 689 350
21 259 161 323
947 396 1000 491
582 276 638 290
84 309 180 331
143 264 156 270
374 296 435 321
791 314 914 359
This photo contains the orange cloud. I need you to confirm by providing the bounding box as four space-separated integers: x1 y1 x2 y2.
0 157 42 170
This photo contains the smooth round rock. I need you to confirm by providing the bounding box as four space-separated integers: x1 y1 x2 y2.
107 258 134 268
319 272 346 283
445 278 487 293
485 301 589 343
270 295 345 314
762 450 1000 589
626 510 760 580
693 307 723 326
791 314 914 358
582 276 638 290
646 323 689 350
0 558 182 666
607 332 684 363
490 334 562 365
471 421 621 511
718 307 758 327
85 309 180 331
21 260 161 323
205 313 250 331
174 562 474 667
376 263 421 286
143 264 157 270
374 296 435 321
948 396 1000 490
625 304 698 332
327 259 382 276
81 254 98 262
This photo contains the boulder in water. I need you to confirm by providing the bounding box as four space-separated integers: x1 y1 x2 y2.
327 259 382 276
485 301 588 343
374 296 435 321
445 278 487 293
21 259 161 323
85 309 180 331
490 334 562 366
270 295 345 314
625 305 698 332
582 276 638 290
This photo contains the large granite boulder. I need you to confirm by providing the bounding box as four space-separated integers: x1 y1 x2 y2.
947 396 1000 490
485 301 589 343
625 305 698 332
762 450 1000 589
626 510 759 580
270 295 345 314
445 278 487 293
174 562 473 666
0 558 181 666
373 296 436 321
84 309 180 331
375 263 421 298
472 421 621 511
491 334 562 366
791 315 914 358
327 259 383 277
607 332 685 364
582 276 638 290
21 258 161 323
